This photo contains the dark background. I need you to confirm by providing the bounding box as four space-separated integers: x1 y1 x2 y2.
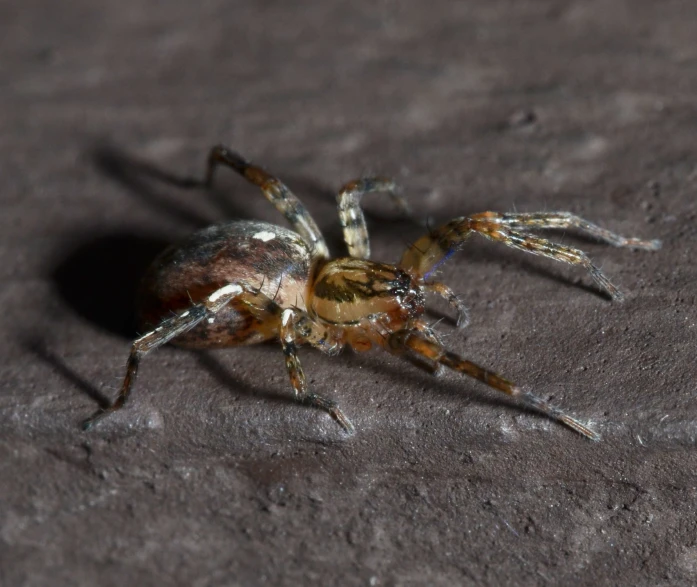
2 1 697 585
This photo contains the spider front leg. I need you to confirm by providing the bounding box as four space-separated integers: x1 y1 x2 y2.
82 283 248 429
401 212 660 300
497 211 662 250
205 145 329 259
279 308 354 433
389 326 599 440
337 177 412 259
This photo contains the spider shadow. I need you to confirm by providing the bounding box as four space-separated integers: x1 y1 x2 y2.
91 144 213 229
339 347 571 430
51 144 214 340
23 336 112 411
25 331 295 419
52 143 265 340
91 143 408 248
195 348 296 407
52 231 172 339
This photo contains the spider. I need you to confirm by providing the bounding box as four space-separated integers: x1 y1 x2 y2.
82 145 661 440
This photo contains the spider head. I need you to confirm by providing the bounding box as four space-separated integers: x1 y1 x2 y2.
310 258 425 331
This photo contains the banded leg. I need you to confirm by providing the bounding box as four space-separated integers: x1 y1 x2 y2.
82 283 247 429
279 308 354 433
389 326 599 440
498 212 662 250
400 212 659 300
388 320 444 375
205 145 329 258
425 282 469 329
337 178 411 259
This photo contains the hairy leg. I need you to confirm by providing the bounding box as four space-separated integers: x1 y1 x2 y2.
337 177 411 259
384 319 445 375
82 283 251 429
425 281 469 329
279 308 353 432
497 211 661 249
388 326 599 440
206 145 329 258
400 212 660 300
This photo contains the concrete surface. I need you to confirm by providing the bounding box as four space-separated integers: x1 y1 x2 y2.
2 1 697 585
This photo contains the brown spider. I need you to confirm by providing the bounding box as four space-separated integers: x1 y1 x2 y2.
82 145 661 440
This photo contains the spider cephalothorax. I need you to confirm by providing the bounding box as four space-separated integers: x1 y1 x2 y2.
82 146 660 440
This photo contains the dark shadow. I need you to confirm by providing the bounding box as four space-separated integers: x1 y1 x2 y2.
52 143 248 340
52 232 171 338
199 342 551 433
23 337 111 410
452 238 611 300
337 348 573 431
509 255 609 299
91 144 213 229
423 306 461 329
93 143 428 257
195 349 294 406
23 334 294 423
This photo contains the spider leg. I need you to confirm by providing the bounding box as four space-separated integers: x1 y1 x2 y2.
82 283 248 429
388 326 599 440
425 282 470 329
497 212 662 250
279 308 354 433
337 177 411 259
400 212 659 300
205 145 329 259
385 320 444 375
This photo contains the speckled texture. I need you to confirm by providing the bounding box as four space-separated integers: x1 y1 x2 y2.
2 1 697 585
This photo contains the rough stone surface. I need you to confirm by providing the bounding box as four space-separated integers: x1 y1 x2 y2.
2 1 697 585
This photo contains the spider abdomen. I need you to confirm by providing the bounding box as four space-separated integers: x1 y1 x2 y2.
137 220 313 348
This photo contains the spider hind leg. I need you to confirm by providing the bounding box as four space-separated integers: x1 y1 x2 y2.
205 145 329 259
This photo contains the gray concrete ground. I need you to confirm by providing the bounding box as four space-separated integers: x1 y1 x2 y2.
2 1 697 585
